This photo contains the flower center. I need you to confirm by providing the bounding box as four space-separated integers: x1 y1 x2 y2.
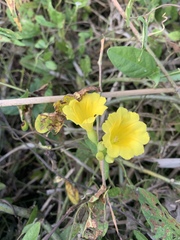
112 135 119 143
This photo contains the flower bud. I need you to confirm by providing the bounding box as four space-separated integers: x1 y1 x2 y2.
97 141 105 152
96 151 104 161
105 154 114 163
87 129 98 145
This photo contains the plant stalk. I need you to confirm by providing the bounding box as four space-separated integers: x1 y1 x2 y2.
0 88 175 107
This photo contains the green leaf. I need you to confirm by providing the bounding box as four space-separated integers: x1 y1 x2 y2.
0 35 25 46
35 39 48 49
35 113 53 134
168 31 180 41
20 90 30 99
18 19 40 39
35 15 56 28
47 1 65 29
0 27 26 46
60 223 81 240
175 117 180 133
56 40 74 58
133 230 148 240
108 187 121 198
125 0 135 26
108 185 136 201
26 206 39 225
17 207 39 239
138 188 180 239
19 2 39 12
160 70 180 82
150 70 161 87
78 31 92 55
20 55 48 74
85 138 97 155
80 55 91 77
45 60 57 70
0 27 21 39
43 51 53 61
0 183 6 191
107 46 159 78
22 222 41 240
1 105 19 115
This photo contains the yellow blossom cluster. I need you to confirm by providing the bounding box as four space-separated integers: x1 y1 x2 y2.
62 92 149 163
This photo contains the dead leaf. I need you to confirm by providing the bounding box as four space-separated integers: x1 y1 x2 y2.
83 194 108 240
65 181 80 205
33 84 49 96
5 0 22 31
74 86 100 101
89 185 106 203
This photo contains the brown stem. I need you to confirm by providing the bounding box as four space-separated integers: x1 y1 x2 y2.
0 88 175 107
99 160 106 187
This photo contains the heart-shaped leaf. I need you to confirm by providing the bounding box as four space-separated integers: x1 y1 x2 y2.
107 46 159 78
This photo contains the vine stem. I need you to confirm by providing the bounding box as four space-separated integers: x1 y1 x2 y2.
99 159 106 187
0 88 175 107
97 38 105 92
117 159 180 186
97 37 106 187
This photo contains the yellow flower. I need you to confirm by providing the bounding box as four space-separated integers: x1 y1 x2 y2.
62 92 107 132
102 107 149 160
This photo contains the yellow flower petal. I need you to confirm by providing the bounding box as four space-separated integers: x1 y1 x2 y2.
102 107 150 160
63 92 107 132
